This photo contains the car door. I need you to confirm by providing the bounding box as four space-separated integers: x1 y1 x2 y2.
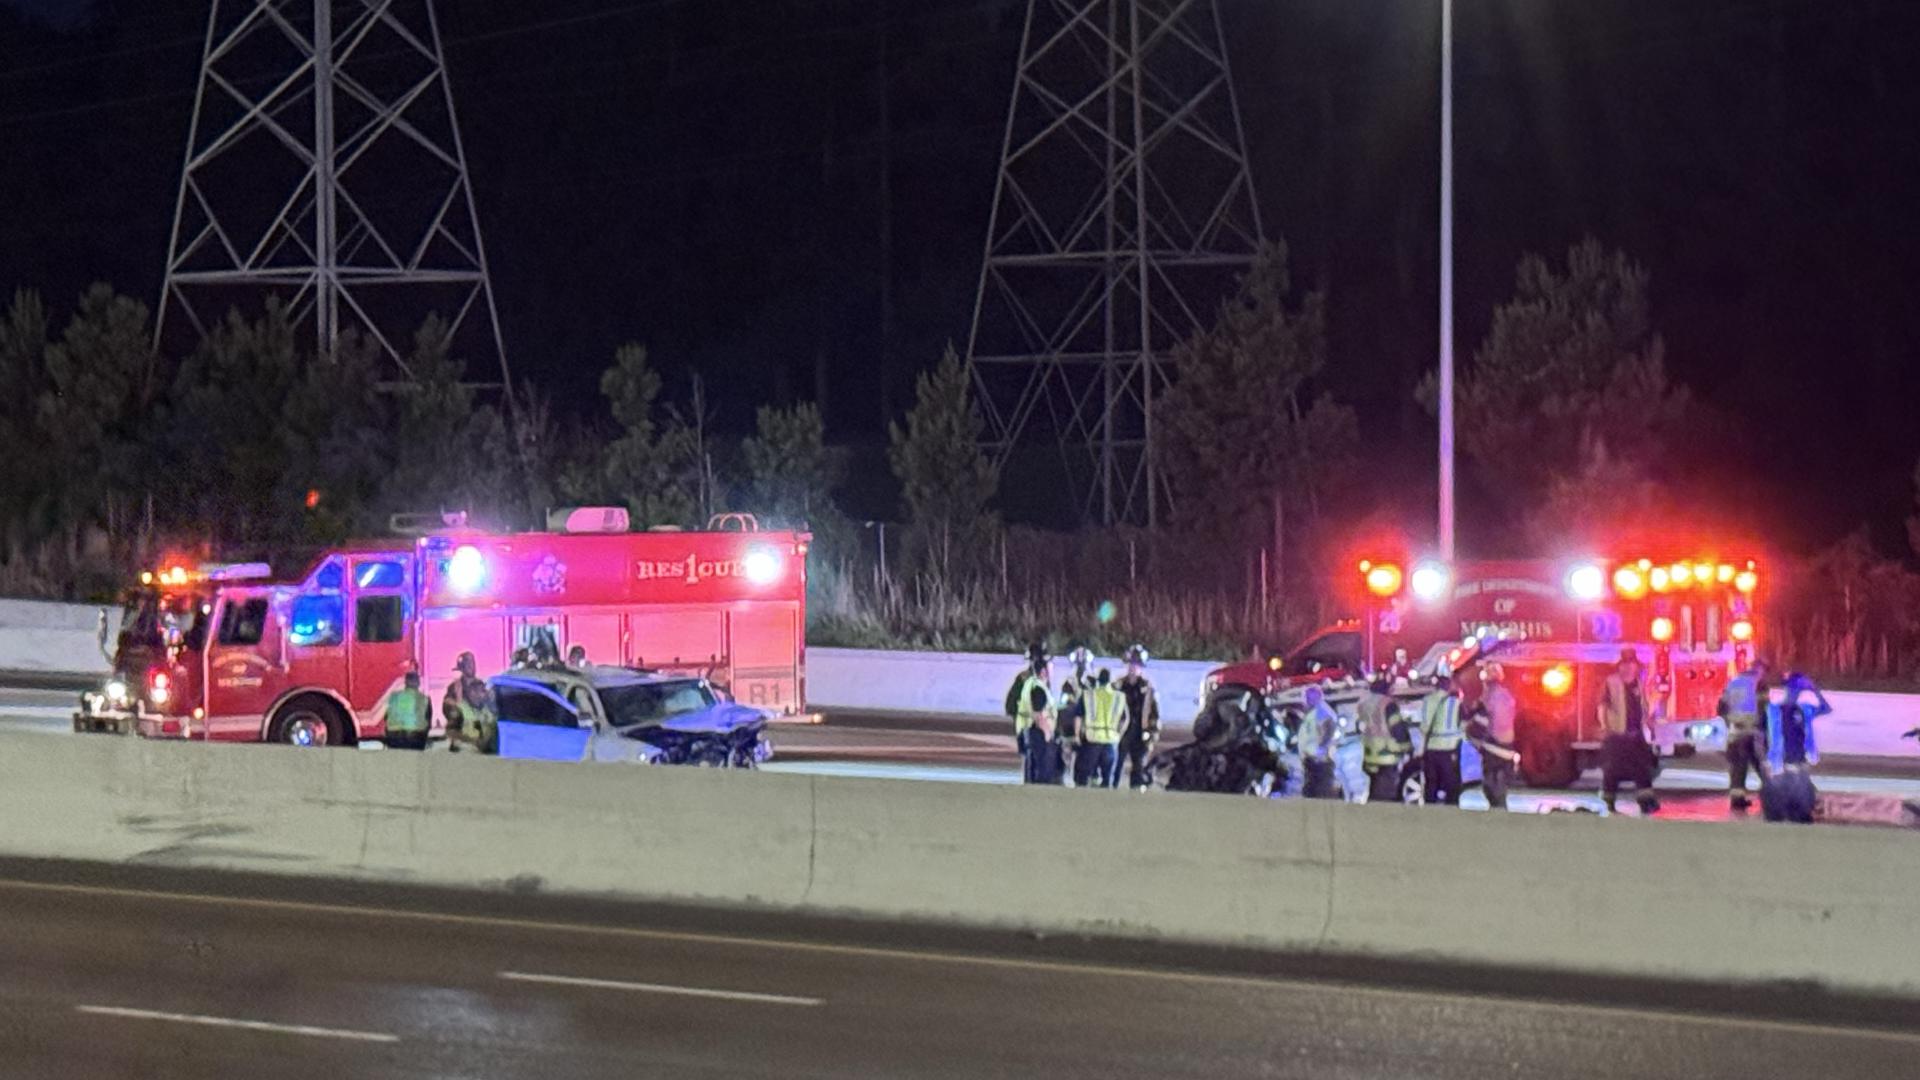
492 679 591 761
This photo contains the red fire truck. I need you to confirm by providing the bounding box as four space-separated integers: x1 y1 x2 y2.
1205 552 1761 787
74 511 810 746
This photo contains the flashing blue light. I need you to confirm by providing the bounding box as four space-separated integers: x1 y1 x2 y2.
447 545 488 593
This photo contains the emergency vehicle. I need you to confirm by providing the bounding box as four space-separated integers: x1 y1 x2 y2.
73 510 810 746
1205 553 1760 788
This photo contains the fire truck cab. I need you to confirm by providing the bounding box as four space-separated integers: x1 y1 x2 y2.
75 511 810 746
1345 554 1760 787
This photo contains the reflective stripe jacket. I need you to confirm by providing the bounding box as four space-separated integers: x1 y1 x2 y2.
1297 701 1338 760
1420 692 1463 752
1080 685 1129 745
1015 675 1051 737
385 687 430 735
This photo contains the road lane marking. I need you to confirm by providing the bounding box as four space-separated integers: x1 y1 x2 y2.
9 878 1917 1047
76 1005 399 1043
499 970 821 1006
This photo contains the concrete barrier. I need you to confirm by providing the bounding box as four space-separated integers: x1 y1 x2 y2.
1 732 1916 996
0 599 116 677
807 646 1220 720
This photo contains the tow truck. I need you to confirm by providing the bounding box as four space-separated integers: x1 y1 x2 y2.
74 510 810 746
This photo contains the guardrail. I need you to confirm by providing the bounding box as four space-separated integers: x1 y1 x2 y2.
1 732 1914 996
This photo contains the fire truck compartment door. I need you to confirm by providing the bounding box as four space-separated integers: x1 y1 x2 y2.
728 605 799 711
564 613 621 668
626 610 724 676
421 618 509 711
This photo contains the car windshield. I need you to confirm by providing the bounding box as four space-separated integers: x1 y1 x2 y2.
600 679 717 727
120 588 210 653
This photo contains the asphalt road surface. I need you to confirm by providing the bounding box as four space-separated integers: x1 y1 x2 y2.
0 860 1914 1079
5 684 1918 821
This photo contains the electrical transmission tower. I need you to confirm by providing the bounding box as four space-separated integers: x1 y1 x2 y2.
157 0 509 385
965 0 1263 526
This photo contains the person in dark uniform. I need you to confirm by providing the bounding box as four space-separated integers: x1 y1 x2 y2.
1113 645 1161 789
1761 673 1830 824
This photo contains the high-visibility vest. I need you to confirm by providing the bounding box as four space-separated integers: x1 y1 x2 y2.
1297 701 1337 759
1721 673 1761 734
386 687 430 734
1421 692 1462 752
1361 696 1408 768
1014 675 1048 736
1081 685 1127 744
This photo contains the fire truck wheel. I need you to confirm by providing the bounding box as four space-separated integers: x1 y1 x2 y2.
270 696 347 748
1519 725 1578 789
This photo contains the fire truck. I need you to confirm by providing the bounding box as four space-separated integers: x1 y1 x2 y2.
74 510 810 746
1204 552 1760 788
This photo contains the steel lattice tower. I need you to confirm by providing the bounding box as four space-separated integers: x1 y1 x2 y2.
965 0 1263 526
157 0 509 385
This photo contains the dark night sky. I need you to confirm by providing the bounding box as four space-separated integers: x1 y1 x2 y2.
3 0 1918 550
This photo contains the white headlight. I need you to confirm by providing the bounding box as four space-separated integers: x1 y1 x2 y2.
104 680 129 705
1566 563 1605 601
1410 563 1448 601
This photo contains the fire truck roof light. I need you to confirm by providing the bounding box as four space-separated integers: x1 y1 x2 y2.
447 545 488 594
1693 562 1714 584
1566 563 1605 601
1669 563 1692 586
1717 564 1735 583
1650 567 1671 592
743 548 782 586
1613 565 1647 599
1364 563 1402 597
1734 570 1758 594
1650 617 1675 643
1410 562 1447 601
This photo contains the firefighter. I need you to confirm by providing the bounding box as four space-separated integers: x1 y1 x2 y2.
1718 658 1770 811
1599 648 1660 815
1418 670 1464 806
1361 674 1412 803
1470 662 1520 810
1114 644 1160 789
1056 645 1093 784
382 671 431 751
1073 668 1130 789
1387 646 1414 683
445 651 495 754
1297 685 1338 798
1007 643 1059 784
1331 693 1367 802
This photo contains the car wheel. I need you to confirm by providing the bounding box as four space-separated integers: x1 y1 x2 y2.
1399 760 1426 805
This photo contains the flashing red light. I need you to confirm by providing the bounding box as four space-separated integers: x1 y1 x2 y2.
1613 565 1647 599
305 488 321 509
1540 665 1573 697
1650 617 1675 643
1729 619 1754 643
1364 563 1403 597
1734 569 1759 594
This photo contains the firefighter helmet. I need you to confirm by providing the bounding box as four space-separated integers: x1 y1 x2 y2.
1124 643 1150 666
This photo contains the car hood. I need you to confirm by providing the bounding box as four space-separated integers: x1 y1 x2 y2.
617 701 768 735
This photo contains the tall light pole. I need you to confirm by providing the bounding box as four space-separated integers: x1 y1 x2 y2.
1438 0 1457 561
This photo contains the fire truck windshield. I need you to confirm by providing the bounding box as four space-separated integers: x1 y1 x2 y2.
120 589 210 653
602 679 718 728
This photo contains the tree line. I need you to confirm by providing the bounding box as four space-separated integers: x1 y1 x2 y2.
4 237 1917 683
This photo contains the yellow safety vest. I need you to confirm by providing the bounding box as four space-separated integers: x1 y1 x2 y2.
1421 692 1462 752
1014 675 1047 736
1081 685 1127 745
